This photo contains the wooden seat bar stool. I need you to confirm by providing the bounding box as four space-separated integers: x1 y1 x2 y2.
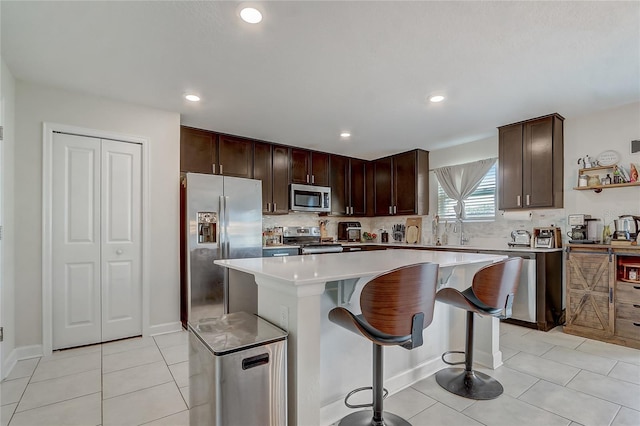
328 262 439 426
435 257 523 400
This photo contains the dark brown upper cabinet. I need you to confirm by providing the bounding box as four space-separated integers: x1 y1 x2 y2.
180 126 218 174
254 142 289 214
373 149 429 216
180 127 253 178
218 135 253 178
329 155 368 216
290 148 329 186
498 113 564 210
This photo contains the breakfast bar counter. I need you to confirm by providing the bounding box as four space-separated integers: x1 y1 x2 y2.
216 249 507 425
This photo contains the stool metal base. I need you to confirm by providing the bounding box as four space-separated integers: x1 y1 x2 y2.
337 410 411 426
435 367 503 400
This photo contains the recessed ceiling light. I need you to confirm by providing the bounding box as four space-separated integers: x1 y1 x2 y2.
185 94 200 102
240 7 262 24
340 132 351 138
429 95 445 103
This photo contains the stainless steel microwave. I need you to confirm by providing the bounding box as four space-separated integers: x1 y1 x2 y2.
290 184 331 213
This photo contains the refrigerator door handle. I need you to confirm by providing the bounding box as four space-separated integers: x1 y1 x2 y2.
219 195 226 256
224 195 231 256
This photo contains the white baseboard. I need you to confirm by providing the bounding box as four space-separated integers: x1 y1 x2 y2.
320 356 444 426
2 345 44 380
2 349 18 381
148 321 184 336
15 344 44 360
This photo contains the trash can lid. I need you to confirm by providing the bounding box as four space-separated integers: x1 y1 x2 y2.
189 311 287 356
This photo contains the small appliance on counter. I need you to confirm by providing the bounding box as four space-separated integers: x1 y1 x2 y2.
533 227 562 248
509 230 531 247
613 215 640 242
567 214 600 244
338 221 362 242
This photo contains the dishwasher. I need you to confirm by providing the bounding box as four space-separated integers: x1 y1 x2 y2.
488 251 537 323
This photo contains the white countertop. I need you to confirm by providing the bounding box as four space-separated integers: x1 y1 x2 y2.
215 249 506 285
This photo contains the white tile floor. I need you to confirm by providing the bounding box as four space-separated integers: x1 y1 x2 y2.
1 323 639 426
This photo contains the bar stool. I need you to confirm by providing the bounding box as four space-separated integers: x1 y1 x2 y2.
435 257 523 400
328 262 439 426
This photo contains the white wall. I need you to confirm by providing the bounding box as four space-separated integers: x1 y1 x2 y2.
14 81 181 348
564 102 640 229
1 58 17 377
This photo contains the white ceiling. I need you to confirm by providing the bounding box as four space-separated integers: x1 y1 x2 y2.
2 1 639 160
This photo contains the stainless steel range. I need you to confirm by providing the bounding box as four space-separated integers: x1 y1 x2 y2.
283 226 343 254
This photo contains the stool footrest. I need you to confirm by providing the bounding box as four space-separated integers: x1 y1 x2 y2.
344 386 389 409
441 350 466 366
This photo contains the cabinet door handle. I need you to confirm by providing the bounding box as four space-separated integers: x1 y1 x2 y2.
526 194 530 206
517 195 521 206
634 286 640 290
633 304 640 308
306 174 310 183
351 206 354 215
312 175 315 184
267 202 271 212
394 205 397 214
389 206 392 215
273 203 277 211
220 164 223 175
609 288 613 303
212 164 216 174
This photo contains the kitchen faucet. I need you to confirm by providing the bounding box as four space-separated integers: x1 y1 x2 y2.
455 218 469 245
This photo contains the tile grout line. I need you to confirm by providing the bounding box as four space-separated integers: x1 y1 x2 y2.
9 355 43 422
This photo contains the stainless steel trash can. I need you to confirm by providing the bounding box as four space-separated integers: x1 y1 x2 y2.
189 311 287 426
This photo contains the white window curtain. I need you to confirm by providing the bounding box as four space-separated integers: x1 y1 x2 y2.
434 158 497 219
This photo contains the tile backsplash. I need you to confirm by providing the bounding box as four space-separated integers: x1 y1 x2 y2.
263 209 570 248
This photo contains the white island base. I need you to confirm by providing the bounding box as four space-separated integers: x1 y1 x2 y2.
216 249 508 426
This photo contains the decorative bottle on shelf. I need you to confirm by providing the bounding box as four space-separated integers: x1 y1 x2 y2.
613 167 621 184
602 225 612 245
604 174 611 185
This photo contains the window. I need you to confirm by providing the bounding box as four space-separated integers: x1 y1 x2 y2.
437 163 497 220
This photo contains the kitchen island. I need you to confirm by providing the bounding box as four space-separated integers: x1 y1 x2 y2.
216 249 507 426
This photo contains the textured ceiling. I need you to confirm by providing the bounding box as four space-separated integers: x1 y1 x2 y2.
2 1 639 160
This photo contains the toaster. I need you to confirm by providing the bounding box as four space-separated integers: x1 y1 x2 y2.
510 229 531 246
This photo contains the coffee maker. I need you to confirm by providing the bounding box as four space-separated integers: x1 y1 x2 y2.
568 214 600 243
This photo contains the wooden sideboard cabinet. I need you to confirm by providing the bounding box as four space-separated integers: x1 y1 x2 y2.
498 113 564 210
564 244 640 349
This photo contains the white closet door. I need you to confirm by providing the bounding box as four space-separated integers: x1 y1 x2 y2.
52 133 142 349
52 133 102 349
101 139 142 341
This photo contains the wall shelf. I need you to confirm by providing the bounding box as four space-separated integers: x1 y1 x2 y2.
573 165 639 193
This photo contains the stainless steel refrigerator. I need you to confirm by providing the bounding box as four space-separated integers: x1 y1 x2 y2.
182 173 262 325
